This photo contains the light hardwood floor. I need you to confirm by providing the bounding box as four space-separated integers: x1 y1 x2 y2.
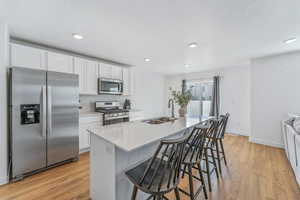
0 135 299 200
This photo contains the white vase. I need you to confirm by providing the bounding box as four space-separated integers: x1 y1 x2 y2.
178 106 187 117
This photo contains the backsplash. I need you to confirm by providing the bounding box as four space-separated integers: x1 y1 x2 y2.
79 95 129 113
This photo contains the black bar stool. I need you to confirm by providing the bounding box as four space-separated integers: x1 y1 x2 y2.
125 134 190 200
178 125 209 200
199 119 220 192
213 113 230 174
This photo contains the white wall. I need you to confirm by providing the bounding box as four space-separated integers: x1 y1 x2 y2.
165 65 251 136
130 66 165 118
0 21 9 185
250 51 300 148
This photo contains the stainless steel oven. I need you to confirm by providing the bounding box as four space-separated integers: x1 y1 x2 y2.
98 78 123 95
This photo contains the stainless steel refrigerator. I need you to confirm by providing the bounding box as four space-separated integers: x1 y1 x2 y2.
9 67 79 181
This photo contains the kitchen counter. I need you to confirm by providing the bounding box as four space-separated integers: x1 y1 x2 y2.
88 116 212 200
79 111 102 118
88 116 212 151
128 109 142 112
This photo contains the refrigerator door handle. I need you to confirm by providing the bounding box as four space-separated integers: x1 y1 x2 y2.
47 86 52 136
42 86 47 137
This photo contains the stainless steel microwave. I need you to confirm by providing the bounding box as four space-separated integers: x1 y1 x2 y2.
98 78 123 95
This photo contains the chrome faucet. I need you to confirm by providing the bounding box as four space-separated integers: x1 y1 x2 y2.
168 99 175 118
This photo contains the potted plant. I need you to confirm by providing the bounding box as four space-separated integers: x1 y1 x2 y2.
170 88 192 117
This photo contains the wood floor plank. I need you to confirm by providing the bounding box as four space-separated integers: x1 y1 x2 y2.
0 136 299 200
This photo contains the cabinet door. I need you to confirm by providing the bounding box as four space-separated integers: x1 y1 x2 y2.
74 57 86 94
123 67 131 96
112 65 123 80
85 60 99 95
10 43 46 69
295 136 300 185
287 126 297 171
99 63 112 78
47 51 73 73
79 124 90 150
74 57 98 95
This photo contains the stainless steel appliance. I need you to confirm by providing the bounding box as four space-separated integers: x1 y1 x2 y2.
98 78 123 95
9 67 79 181
123 99 131 110
95 101 129 125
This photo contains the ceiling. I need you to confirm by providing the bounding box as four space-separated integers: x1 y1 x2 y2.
1 0 300 74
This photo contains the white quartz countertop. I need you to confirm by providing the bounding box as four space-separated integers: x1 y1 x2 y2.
79 112 102 118
87 116 212 151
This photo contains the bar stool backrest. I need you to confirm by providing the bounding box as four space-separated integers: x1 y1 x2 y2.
205 119 219 147
218 113 230 139
138 133 190 191
182 126 209 164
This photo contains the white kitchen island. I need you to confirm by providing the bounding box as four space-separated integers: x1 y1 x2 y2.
87 117 212 200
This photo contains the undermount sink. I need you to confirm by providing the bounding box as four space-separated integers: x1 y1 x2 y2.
143 117 178 124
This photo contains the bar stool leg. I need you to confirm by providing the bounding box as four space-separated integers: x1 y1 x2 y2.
131 186 138 200
204 148 212 192
210 147 219 178
174 187 180 200
220 139 227 166
182 164 187 178
215 141 222 174
188 165 195 200
197 163 208 199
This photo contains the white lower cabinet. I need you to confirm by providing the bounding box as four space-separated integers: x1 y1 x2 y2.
79 115 102 152
79 124 90 151
295 136 300 185
282 121 300 186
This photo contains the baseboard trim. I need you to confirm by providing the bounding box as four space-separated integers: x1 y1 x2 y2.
79 147 90 154
0 176 8 185
227 132 249 137
249 137 284 148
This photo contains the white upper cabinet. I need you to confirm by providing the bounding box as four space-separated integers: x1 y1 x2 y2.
10 43 131 96
85 60 99 95
74 57 98 95
10 43 46 70
74 57 86 94
122 67 131 96
46 51 73 73
99 63 123 80
112 65 123 80
99 63 112 79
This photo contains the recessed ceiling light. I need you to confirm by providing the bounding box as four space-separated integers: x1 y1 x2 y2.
72 33 83 40
188 42 198 48
144 58 151 62
284 37 297 44
185 64 190 68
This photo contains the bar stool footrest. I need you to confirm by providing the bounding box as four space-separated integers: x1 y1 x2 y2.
178 185 205 199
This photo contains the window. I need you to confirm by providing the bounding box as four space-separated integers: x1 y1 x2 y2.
186 79 213 117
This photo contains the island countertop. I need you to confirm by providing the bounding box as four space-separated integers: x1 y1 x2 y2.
87 116 212 151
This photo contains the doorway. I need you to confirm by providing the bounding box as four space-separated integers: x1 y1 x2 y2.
186 79 213 117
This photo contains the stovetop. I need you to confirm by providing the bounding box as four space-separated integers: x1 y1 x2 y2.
95 108 129 114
